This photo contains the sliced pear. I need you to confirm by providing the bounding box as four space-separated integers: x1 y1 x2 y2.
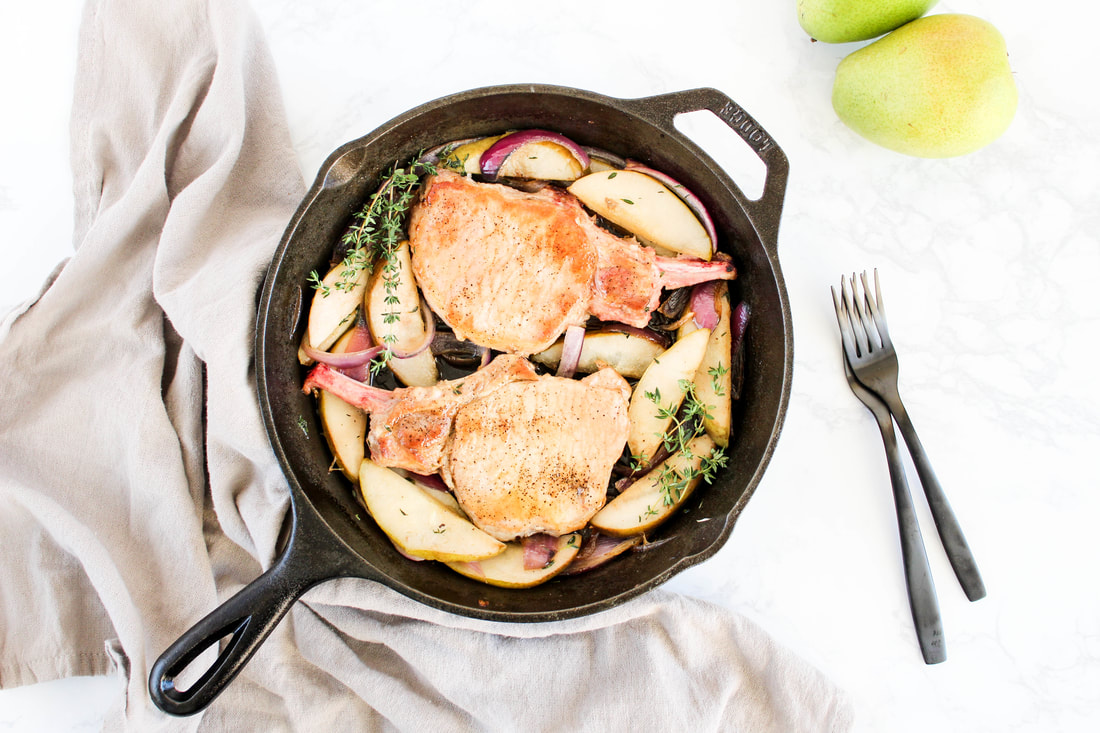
365 240 438 387
497 141 586 181
627 327 711 467
531 329 667 379
358 458 505 562
318 329 369 480
417 481 466 516
299 262 370 364
590 434 717 536
568 169 712 260
688 283 733 447
446 533 582 588
587 157 619 173
440 135 504 174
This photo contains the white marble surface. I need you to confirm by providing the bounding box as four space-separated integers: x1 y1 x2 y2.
2 0 1099 730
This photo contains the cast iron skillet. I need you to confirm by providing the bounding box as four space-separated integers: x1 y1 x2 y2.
149 84 792 716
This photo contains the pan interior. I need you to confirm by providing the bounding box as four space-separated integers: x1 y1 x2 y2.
257 86 790 621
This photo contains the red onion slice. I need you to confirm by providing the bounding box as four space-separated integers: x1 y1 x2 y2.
596 322 672 348
730 301 750 400
730 301 750 355
479 130 590 179
561 533 642 575
338 318 376 382
522 534 560 570
690 281 722 330
301 342 385 371
624 160 717 256
407 471 449 493
555 324 586 378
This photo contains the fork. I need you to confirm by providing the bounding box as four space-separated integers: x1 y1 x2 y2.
837 270 987 602
834 333 945 664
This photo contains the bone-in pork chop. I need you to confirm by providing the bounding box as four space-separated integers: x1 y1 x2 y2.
407 171 735 355
442 366 630 541
302 356 630 540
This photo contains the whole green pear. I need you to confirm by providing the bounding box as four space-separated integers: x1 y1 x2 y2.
798 0 938 43
832 14 1017 158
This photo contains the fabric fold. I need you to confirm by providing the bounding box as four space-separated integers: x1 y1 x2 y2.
0 0 852 730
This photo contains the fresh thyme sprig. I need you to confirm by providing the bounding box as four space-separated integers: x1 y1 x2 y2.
307 157 436 375
309 158 435 298
708 362 730 397
637 381 728 511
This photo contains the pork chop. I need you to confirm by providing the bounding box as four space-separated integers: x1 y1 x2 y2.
302 356 631 540
442 366 630 541
407 171 735 355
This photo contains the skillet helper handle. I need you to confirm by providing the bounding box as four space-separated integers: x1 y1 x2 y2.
149 507 341 716
622 87 789 250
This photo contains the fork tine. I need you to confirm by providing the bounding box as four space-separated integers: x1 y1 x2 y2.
831 285 860 363
851 272 873 350
851 271 884 354
862 269 894 350
838 277 858 355
842 274 870 358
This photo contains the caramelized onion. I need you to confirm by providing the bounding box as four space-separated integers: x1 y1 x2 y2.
431 332 490 368
657 287 692 320
561 532 642 575
597 322 672 349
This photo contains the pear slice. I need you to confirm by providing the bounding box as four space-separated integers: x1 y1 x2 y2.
531 329 667 379
358 458 505 562
440 135 504 174
446 533 582 588
299 262 370 363
627 327 711 468
497 141 586 181
681 283 734 447
365 240 438 387
317 330 369 480
590 434 717 537
568 169 712 260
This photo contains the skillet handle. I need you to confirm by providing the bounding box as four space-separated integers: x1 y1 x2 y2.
148 502 349 716
621 87 789 252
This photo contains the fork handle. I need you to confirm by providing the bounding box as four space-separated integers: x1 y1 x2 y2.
875 417 946 664
888 402 988 602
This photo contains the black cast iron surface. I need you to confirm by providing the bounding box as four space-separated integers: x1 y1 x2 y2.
150 84 792 715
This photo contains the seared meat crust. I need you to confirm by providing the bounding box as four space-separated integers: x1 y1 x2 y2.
442 369 630 541
408 171 662 355
360 354 630 540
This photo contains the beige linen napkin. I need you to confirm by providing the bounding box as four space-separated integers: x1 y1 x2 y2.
0 0 853 730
